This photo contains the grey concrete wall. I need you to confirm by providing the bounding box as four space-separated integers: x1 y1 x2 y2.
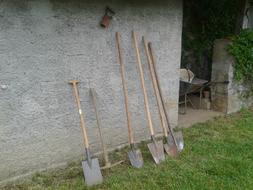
0 0 182 182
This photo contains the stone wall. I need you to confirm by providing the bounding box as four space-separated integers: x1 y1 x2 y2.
0 0 183 182
211 39 253 114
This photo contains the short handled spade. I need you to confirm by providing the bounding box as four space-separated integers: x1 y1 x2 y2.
69 80 103 186
116 32 143 168
132 31 165 164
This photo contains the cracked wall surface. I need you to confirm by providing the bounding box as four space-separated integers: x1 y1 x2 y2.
0 0 182 182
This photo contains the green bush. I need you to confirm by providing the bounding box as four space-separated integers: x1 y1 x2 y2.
182 0 240 79
228 29 253 83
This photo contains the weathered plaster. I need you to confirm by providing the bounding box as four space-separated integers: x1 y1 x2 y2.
0 0 182 182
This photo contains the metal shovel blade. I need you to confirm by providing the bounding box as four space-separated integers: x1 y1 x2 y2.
147 140 165 164
128 149 143 168
82 158 103 187
175 131 184 152
164 141 178 157
166 130 184 156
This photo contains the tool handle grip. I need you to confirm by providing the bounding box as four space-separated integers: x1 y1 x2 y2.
116 32 134 144
69 81 89 148
132 31 154 136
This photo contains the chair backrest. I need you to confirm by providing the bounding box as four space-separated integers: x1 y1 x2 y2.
180 69 194 83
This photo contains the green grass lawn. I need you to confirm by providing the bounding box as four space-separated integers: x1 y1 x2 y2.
2 108 253 190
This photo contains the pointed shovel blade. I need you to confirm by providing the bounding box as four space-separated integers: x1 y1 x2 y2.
128 149 143 168
166 130 184 156
82 158 103 187
147 140 165 164
167 131 184 151
164 142 178 157
174 130 184 152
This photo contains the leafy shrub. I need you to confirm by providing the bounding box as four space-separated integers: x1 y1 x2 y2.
182 0 240 79
228 29 253 83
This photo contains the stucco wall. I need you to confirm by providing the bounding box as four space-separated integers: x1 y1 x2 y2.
0 0 182 182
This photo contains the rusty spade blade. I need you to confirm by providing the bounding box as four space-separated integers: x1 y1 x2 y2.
128 144 143 168
164 133 178 157
147 136 165 164
164 130 184 156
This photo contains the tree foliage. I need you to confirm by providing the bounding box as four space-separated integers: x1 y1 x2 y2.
228 29 253 95
182 0 242 79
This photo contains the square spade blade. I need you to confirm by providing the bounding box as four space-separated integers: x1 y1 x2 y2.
147 140 165 164
128 149 143 168
82 158 103 187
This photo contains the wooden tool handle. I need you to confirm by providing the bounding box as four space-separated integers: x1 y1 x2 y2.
143 37 168 137
148 43 178 146
116 32 134 144
69 80 89 148
132 31 154 136
90 88 109 164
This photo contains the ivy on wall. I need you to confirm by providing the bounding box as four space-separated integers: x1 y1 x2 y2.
182 0 242 80
228 29 253 95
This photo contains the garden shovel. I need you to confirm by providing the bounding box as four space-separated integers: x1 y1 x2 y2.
69 80 103 186
116 32 143 168
148 43 184 154
143 37 175 156
132 31 165 164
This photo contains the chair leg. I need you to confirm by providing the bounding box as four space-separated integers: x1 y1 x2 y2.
187 95 196 109
184 94 187 114
200 88 203 108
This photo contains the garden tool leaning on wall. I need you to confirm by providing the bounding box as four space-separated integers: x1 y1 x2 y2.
132 31 165 164
69 80 103 186
116 32 143 168
143 37 177 156
148 43 184 153
90 88 124 169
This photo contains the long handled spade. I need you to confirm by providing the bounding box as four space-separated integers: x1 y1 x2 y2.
69 80 103 186
143 37 173 156
148 43 184 154
116 32 143 168
90 88 124 169
132 31 165 164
